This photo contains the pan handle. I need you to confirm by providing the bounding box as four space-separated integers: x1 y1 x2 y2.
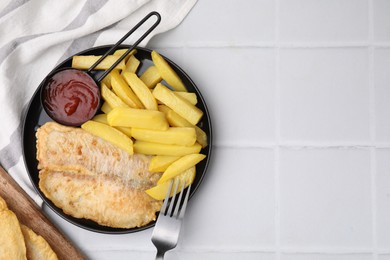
88 11 161 82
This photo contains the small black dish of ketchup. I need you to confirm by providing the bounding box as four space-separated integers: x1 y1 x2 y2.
41 69 100 126
40 12 161 126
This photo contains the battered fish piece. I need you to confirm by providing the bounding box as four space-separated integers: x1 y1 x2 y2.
36 122 162 228
20 225 58 260
39 167 162 228
36 122 160 187
0 197 27 260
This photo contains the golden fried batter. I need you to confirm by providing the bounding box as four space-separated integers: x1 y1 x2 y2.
20 225 58 260
0 197 26 260
36 122 160 187
39 167 162 228
36 122 162 228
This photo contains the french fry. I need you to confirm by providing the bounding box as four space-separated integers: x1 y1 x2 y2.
149 155 180 172
175 92 197 105
194 126 208 148
131 127 196 146
145 166 195 200
140 65 162 88
151 50 187 91
111 70 144 109
133 141 201 156
101 83 128 109
153 83 203 125
101 102 113 114
72 55 126 70
107 107 169 130
101 72 113 89
157 105 208 148
113 49 137 62
158 104 171 115
81 121 133 155
158 153 206 184
92 114 132 137
122 55 140 74
122 72 158 110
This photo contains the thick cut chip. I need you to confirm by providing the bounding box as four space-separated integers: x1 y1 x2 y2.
111 70 144 109
146 166 196 200
134 141 202 156
158 154 206 184
164 108 208 148
101 102 113 114
175 92 197 105
153 83 203 125
107 107 169 130
72 55 126 70
92 114 132 137
122 55 140 74
151 50 187 91
101 83 128 109
81 121 133 155
131 127 196 146
140 65 162 88
122 72 158 110
149 155 180 172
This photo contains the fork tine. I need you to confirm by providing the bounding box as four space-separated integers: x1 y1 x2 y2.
173 180 186 218
160 179 174 215
167 179 180 216
179 184 191 219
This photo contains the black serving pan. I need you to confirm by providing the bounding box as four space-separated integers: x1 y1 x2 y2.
22 45 212 234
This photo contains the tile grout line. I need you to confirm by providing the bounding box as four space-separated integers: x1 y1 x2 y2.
274 0 281 259
158 42 390 49
368 0 378 258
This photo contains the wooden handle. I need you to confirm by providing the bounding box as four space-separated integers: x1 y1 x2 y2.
0 166 86 260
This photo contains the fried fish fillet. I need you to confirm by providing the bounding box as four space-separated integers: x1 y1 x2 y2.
36 122 162 228
36 122 160 187
0 197 27 260
20 225 58 260
39 166 162 228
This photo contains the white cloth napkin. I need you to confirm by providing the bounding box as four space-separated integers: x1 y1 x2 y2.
0 0 197 205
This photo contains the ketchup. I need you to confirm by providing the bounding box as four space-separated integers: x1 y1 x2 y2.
42 69 100 126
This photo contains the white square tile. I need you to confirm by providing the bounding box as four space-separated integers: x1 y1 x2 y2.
168 252 275 260
373 0 390 41
279 0 368 42
165 47 275 146
85 250 153 260
374 48 390 142
279 148 372 247
149 0 275 47
375 149 390 248
279 48 370 143
281 253 372 260
180 147 275 250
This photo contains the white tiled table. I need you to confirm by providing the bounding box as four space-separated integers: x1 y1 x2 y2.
43 1 390 259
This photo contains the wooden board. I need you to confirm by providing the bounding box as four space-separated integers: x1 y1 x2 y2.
0 165 86 260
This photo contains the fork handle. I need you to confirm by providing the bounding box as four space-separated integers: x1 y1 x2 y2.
156 251 165 260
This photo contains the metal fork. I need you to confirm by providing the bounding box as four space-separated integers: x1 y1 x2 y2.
151 179 191 260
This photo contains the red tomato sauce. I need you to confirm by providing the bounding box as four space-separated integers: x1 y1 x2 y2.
42 69 100 126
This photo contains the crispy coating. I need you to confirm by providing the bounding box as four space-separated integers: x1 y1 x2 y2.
36 122 162 228
0 209 27 260
20 225 58 260
39 167 162 228
0 196 7 211
36 122 160 187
